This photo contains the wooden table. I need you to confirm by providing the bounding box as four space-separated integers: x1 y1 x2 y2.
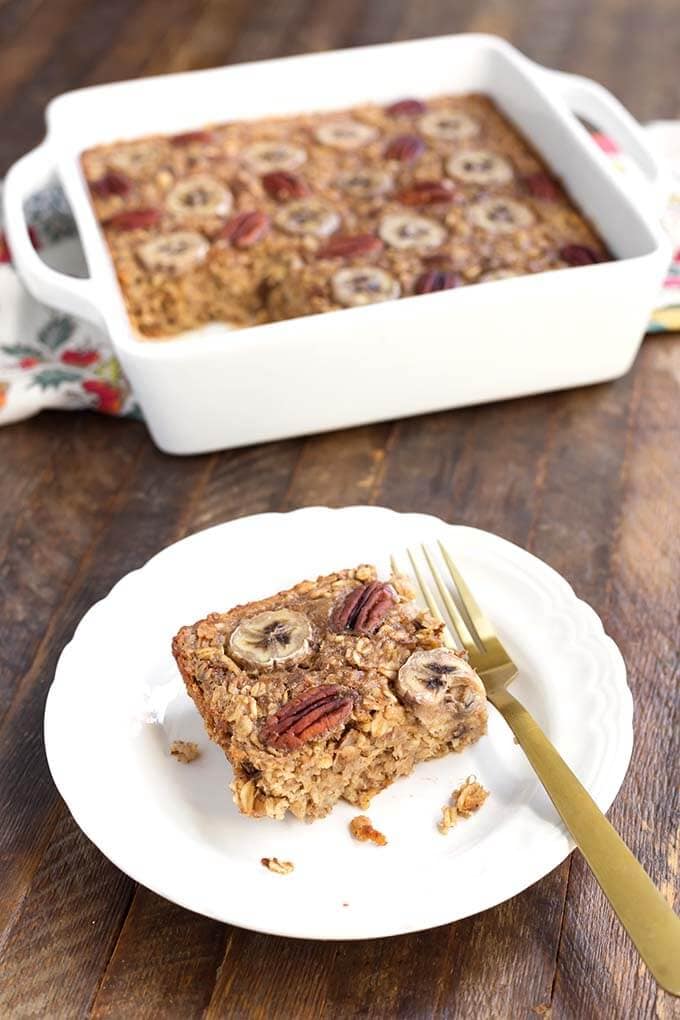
1 2 678 1017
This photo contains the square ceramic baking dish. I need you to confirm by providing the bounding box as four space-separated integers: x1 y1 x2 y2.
4 34 671 454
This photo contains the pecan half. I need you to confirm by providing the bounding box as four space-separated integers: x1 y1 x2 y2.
218 210 270 247
524 172 560 201
317 233 383 259
386 98 427 117
261 685 356 752
90 170 132 198
385 134 425 162
103 207 161 230
559 243 601 266
331 581 395 635
414 269 461 294
262 170 310 201
171 130 215 146
397 180 455 205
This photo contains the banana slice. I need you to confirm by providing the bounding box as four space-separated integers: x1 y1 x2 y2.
275 199 341 237
315 119 377 149
446 149 514 185
137 231 209 274
331 266 400 307
110 141 162 175
396 648 486 736
229 609 312 668
468 197 534 234
419 110 479 141
336 169 393 199
242 141 308 174
378 213 447 251
166 175 233 218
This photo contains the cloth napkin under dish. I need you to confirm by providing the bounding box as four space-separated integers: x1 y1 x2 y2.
1 126 679 427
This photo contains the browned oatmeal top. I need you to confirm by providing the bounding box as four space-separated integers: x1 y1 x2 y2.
82 93 609 339
173 566 442 742
172 564 489 822
173 565 485 760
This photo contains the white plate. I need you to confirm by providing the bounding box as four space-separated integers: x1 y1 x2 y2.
45 506 632 940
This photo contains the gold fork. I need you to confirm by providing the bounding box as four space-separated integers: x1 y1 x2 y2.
393 542 680 995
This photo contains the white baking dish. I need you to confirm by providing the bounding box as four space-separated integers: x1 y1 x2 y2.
4 34 670 454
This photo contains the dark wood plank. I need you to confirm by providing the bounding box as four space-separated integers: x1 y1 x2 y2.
0 811 135 1020
0 0 141 172
84 0 202 85
203 887 567 1020
551 337 680 1020
377 395 555 544
0 0 90 122
207 933 338 1019
191 0 309 68
524 376 637 605
0 416 148 723
0 424 212 1004
282 424 393 509
90 889 229 1020
0 414 65 561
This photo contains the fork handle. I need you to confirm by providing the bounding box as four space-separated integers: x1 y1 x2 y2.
489 687 680 995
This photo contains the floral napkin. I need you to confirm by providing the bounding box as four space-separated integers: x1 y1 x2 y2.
0 187 139 424
1 127 678 427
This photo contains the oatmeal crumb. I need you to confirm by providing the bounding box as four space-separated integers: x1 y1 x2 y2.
350 815 387 846
170 740 200 763
438 805 458 834
261 857 294 875
438 776 489 834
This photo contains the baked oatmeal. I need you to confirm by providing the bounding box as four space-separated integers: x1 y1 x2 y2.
172 565 487 822
82 94 610 338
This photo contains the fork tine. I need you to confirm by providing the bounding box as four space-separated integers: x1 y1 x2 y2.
404 549 456 650
421 544 477 654
438 540 497 648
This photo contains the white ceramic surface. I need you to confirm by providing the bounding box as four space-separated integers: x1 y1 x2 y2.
3 35 672 454
44 507 633 940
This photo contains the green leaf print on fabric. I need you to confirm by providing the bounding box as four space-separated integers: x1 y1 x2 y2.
29 368 82 390
37 315 76 351
1 344 43 359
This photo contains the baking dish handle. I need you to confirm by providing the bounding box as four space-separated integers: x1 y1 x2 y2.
538 68 669 213
3 142 104 327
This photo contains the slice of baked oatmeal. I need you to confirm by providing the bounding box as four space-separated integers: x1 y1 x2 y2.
172 565 487 821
